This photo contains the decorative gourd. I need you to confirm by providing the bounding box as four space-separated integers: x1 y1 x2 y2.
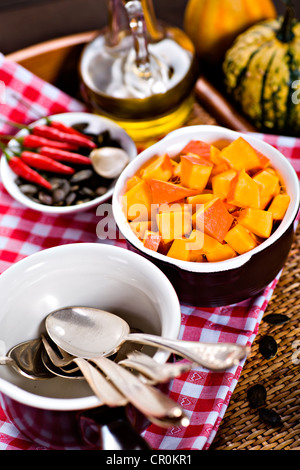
223 1 300 135
184 0 276 63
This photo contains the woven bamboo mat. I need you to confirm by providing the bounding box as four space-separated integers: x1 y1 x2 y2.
211 225 300 450
186 101 300 451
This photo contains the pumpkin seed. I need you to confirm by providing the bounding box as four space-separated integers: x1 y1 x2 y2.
79 186 95 197
247 384 267 409
48 177 67 190
258 408 282 427
38 192 53 205
70 169 93 183
259 335 278 359
95 186 108 196
19 184 38 196
53 188 67 204
263 314 289 325
65 192 76 206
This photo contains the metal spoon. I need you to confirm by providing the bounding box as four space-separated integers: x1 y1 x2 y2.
90 147 129 178
42 331 188 426
0 339 54 379
41 335 188 428
41 334 128 407
119 351 193 383
46 307 250 371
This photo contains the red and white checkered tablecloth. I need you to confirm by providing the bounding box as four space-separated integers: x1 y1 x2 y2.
0 52 299 451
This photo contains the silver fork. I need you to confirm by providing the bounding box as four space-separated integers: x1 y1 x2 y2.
41 334 127 407
119 350 193 384
41 335 189 427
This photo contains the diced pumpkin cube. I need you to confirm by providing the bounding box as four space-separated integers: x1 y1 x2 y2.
181 154 213 190
253 169 280 209
210 159 230 177
209 145 231 177
129 220 151 239
224 224 257 254
187 230 220 261
149 179 197 205
239 208 273 238
143 230 161 252
205 243 236 262
186 192 214 212
209 145 223 165
268 194 291 220
211 169 237 200
141 154 173 182
255 149 270 169
123 180 152 221
227 170 260 209
156 205 192 244
220 137 264 172
193 197 234 242
167 238 191 262
126 175 142 191
180 140 211 160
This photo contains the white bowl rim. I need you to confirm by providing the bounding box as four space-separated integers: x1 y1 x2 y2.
0 242 181 411
0 111 137 214
113 125 300 273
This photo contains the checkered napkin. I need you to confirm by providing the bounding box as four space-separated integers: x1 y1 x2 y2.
0 52 299 451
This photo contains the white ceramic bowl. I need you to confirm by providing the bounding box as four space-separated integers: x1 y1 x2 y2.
0 243 181 413
113 125 300 307
0 112 137 214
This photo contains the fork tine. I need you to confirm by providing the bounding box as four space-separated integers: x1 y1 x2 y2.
41 334 75 368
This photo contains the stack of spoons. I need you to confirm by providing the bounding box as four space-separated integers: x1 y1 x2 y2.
1 307 250 430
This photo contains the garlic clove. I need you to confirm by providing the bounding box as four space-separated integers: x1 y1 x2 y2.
90 147 130 178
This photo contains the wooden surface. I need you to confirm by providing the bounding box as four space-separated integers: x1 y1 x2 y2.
5 33 300 451
1 0 299 55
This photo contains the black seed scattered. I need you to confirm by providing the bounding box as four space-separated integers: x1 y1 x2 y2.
259 408 283 427
263 314 289 325
247 384 267 409
259 335 278 359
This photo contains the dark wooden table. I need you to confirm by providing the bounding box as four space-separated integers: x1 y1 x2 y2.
0 0 298 55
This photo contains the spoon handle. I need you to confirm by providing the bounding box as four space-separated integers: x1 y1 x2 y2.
0 356 14 365
126 334 250 370
119 351 193 383
73 358 127 408
92 357 189 426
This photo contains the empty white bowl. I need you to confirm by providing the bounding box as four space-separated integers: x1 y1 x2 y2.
0 242 181 450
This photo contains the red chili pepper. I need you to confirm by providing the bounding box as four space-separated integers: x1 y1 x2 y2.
20 151 75 174
19 134 78 151
0 141 51 189
39 146 92 165
8 156 52 190
48 120 89 138
32 125 96 149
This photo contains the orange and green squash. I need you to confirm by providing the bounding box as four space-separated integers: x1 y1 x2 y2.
184 0 276 63
223 1 300 135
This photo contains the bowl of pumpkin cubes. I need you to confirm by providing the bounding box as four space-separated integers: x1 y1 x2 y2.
112 125 299 307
